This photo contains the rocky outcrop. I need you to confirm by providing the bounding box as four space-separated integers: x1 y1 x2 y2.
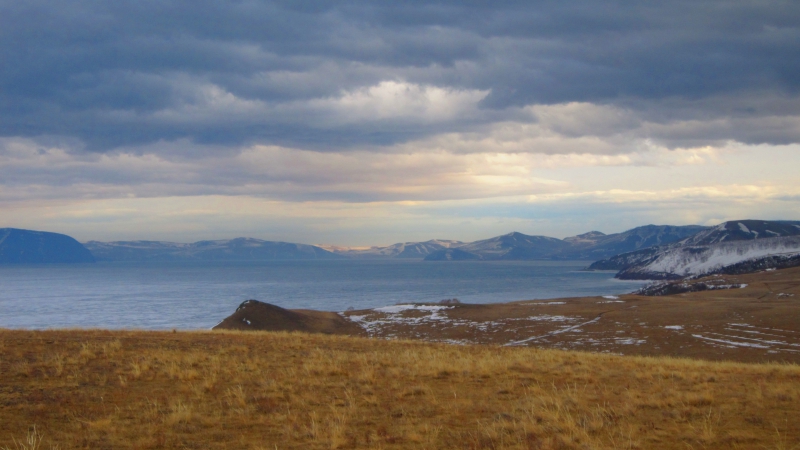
634 280 748 296
212 300 365 335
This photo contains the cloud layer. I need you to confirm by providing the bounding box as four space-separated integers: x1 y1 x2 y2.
1 0 799 242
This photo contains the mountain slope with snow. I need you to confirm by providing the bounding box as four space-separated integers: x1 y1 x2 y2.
616 236 800 280
560 225 708 260
682 220 800 245
422 225 708 261
590 220 800 273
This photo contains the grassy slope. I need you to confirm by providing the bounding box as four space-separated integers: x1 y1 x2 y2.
1 329 799 449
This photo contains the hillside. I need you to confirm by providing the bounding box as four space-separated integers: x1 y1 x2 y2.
560 224 708 260
616 236 800 280
589 220 800 278
422 225 707 261
425 232 571 261
1 329 799 449
684 219 800 245
0 228 94 264
84 238 340 262
212 299 364 335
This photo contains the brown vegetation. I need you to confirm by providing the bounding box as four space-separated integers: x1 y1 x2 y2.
1 329 799 449
215 267 800 364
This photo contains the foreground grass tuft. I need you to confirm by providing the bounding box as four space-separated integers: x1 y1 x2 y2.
1 329 799 449
1 425 59 450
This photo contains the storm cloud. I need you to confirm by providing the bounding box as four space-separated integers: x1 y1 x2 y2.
2 0 799 149
1 0 800 242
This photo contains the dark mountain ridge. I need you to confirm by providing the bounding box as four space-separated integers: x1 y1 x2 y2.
422 225 708 261
0 228 95 264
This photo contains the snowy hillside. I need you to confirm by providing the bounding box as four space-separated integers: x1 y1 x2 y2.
682 220 800 245
590 220 800 273
616 236 800 280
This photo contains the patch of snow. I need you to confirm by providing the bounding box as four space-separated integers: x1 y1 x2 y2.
615 338 646 345
691 334 770 349
708 332 800 348
664 325 683 330
525 315 576 322
374 304 452 313
505 315 603 346
738 222 750 234
602 295 619 299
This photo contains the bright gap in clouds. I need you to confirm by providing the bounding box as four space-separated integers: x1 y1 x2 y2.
3 0 800 244
2 132 799 245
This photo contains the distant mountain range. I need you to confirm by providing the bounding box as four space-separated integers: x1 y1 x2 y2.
421 225 708 261
589 220 800 279
84 238 340 262
79 224 707 262
0 228 95 264
5 221 800 271
318 240 463 259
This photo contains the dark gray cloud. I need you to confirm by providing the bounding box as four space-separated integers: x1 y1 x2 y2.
1 0 799 150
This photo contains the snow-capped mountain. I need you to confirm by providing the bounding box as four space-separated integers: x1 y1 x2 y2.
559 225 708 260
422 225 708 261
681 220 800 245
616 236 800 280
588 220 800 279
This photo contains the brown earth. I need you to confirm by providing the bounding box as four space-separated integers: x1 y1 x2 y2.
218 267 800 363
212 299 364 336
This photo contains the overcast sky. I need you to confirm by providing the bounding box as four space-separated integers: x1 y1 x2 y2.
2 0 799 245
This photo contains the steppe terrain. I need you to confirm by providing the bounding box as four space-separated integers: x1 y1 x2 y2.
220 267 800 364
2 329 799 449
2 268 799 449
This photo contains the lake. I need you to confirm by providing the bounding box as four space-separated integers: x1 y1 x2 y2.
0 260 646 330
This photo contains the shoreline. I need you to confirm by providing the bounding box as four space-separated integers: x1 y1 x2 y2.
213 266 800 364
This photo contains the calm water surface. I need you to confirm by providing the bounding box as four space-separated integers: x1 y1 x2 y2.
0 260 645 330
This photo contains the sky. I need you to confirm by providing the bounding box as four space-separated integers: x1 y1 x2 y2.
1 0 800 245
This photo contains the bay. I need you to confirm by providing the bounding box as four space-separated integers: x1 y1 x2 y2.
0 260 646 330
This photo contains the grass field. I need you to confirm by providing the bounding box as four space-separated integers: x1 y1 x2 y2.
219 267 800 364
1 329 799 449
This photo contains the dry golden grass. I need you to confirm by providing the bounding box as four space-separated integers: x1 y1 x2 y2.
1 329 799 449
